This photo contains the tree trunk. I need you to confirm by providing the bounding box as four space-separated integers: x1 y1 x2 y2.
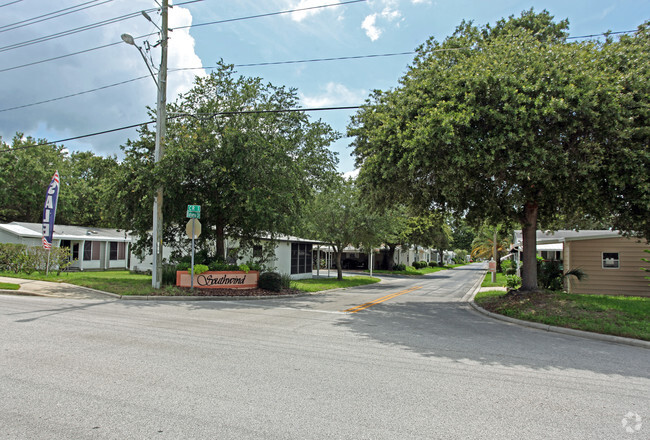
438 249 444 265
520 202 539 291
334 246 343 281
215 223 225 261
386 244 396 270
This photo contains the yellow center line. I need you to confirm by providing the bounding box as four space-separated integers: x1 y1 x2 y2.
343 286 423 313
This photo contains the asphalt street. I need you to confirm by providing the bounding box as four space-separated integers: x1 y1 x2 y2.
0 263 648 439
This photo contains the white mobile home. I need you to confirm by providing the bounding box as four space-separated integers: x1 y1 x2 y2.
0 222 131 271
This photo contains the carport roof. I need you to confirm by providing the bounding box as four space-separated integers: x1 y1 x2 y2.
0 222 131 242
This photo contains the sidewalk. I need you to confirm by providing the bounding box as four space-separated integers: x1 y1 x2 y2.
0 276 116 300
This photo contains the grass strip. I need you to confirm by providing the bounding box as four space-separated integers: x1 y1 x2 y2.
0 282 20 290
291 276 381 292
475 290 650 341
367 266 450 276
481 272 507 288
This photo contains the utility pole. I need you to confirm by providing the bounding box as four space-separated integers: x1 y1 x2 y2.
491 227 498 283
152 0 168 289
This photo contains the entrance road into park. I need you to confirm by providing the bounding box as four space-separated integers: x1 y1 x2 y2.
1 263 648 439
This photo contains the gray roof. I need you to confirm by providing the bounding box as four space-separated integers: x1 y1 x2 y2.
0 222 131 242
513 229 621 244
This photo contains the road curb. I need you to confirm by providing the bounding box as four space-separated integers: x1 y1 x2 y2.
465 274 650 350
118 291 315 301
0 289 42 297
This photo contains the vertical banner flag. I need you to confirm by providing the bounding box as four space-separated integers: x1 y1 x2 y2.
42 170 60 249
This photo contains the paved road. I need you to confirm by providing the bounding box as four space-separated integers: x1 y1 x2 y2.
1 263 648 439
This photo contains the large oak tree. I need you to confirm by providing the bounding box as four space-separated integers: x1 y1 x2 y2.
349 11 650 291
111 63 339 260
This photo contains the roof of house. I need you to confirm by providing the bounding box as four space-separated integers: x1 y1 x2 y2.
0 222 131 242
513 229 622 244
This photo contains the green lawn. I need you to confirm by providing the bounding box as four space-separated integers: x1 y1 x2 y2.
0 270 381 296
367 266 451 276
481 272 507 288
0 270 156 296
291 276 381 292
475 289 650 341
0 282 20 290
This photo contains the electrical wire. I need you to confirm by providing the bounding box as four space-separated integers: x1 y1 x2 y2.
173 0 366 31
0 105 362 153
0 51 418 113
0 0 356 72
0 25 642 113
0 0 114 33
0 75 151 113
0 8 158 53
0 0 23 8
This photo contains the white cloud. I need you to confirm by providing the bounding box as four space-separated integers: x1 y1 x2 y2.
362 14 382 41
0 1 204 156
361 3 402 41
287 0 342 22
300 82 366 107
343 168 359 180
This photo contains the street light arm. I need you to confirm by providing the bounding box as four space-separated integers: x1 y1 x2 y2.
135 45 159 88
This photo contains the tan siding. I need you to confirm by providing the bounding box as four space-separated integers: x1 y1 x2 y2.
566 237 650 296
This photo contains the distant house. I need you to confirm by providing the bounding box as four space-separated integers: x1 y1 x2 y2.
130 234 322 280
0 222 130 271
513 230 649 297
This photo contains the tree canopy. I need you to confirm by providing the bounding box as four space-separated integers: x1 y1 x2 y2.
349 11 650 291
0 134 117 226
110 63 339 259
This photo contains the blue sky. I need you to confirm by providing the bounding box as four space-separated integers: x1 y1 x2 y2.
0 0 648 174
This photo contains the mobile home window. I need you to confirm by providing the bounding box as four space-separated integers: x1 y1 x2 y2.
291 243 312 274
602 252 619 269
110 242 126 260
83 242 101 261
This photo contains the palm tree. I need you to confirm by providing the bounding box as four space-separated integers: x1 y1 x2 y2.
471 223 511 271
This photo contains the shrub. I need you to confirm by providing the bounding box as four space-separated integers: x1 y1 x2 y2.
193 264 209 275
177 262 190 271
501 259 514 273
280 273 292 289
393 263 406 271
209 260 231 271
162 264 178 285
438 262 445 267
428 261 437 267
505 267 516 275
238 264 250 273
506 275 522 290
259 272 282 291
413 261 426 269
0 243 26 272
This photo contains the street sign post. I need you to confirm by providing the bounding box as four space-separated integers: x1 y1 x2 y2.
186 218 201 290
186 204 201 219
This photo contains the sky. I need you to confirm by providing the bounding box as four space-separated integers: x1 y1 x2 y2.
1 0 648 175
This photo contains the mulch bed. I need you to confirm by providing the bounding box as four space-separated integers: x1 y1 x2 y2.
149 287 302 297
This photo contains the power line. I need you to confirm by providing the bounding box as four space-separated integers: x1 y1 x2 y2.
0 8 157 53
0 0 23 8
566 29 636 40
0 75 151 113
0 51 417 113
173 0 367 31
2 26 644 113
0 106 362 153
0 0 114 33
0 0 361 72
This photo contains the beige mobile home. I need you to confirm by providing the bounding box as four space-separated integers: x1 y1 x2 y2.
562 234 649 297
513 230 649 296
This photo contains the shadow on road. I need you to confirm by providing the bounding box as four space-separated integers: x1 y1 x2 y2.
335 300 649 379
